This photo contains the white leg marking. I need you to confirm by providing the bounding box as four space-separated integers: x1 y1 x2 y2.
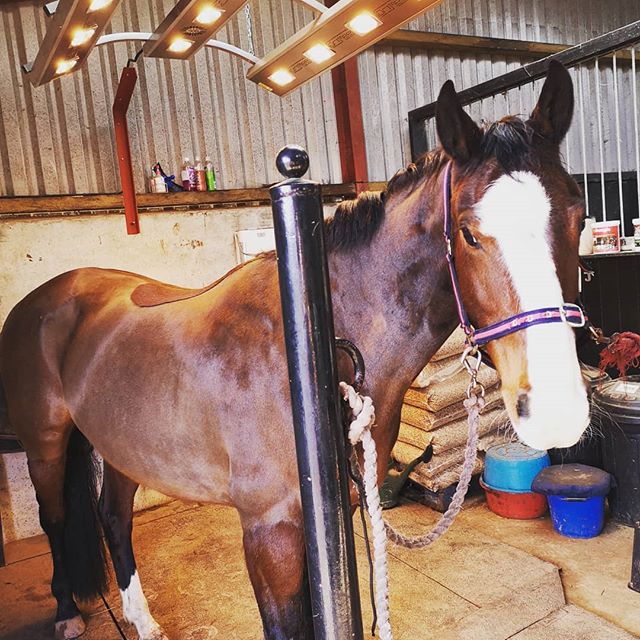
120 571 167 640
476 172 589 449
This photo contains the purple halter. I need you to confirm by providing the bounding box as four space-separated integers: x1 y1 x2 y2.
442 162 585 348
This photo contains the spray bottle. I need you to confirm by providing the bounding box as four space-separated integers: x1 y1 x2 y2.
194 157 206 192
205 156 217 191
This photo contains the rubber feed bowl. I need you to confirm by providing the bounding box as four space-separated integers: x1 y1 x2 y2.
484 443 550 492
480 477 547 519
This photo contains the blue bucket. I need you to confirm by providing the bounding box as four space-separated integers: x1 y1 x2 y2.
547 495 606 539
484 443 550 492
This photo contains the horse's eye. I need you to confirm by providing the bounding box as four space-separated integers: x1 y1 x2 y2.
461 227 479 247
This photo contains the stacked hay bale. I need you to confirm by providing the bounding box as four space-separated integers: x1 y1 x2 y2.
392 329 513 494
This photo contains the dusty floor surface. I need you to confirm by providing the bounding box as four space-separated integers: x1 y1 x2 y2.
0 498 638 639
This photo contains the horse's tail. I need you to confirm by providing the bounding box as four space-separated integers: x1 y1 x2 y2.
0 371 11 435
63 428 109 601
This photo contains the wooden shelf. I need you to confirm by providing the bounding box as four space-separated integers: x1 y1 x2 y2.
0 182 387 219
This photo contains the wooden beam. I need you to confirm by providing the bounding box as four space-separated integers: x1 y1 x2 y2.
380 29 634 62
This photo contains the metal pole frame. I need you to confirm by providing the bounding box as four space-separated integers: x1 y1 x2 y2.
269 146 364 640
408 19 640 159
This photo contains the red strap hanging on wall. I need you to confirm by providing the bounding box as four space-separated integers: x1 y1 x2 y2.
112 67 140 235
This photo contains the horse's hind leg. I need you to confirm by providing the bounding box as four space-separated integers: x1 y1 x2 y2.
241 517 313 640
28 454 85 640
99 461 168 640
26 427 108 640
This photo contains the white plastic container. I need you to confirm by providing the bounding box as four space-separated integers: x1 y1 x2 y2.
579 217 594 255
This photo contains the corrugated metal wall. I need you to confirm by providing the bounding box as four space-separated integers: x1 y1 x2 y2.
1 0 639 195
0 0 342 196
361 0 640 180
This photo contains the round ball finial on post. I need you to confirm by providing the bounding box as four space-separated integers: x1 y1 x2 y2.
276 145 309 179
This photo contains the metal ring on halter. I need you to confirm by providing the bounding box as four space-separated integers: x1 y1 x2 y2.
461 344 482 377
335 338 365 392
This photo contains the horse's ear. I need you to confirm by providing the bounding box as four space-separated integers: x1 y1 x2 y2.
436 80 482 164
528 60 574 143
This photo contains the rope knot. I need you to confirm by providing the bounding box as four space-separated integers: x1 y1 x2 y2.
340 382 376 445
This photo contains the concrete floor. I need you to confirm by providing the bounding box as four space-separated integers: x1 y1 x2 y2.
1 498 638 639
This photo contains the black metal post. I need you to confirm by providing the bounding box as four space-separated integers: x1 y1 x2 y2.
630 523 640 592
269 146 364 640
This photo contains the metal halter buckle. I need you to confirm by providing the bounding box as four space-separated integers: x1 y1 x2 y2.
559 303 586 328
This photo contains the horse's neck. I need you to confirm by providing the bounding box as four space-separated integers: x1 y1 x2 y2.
328 210 457 407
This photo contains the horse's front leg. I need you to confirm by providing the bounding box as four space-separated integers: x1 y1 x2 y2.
241 518 313 640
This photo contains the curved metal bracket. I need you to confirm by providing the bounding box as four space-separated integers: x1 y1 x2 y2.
95 33 259 64
23 31 259 76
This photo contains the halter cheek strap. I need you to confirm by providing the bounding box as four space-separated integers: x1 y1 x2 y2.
442 162 586 349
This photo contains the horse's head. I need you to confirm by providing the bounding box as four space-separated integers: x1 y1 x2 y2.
436 61 588 450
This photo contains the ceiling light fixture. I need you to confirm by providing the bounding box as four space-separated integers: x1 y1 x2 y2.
345 12 382 36
268 69 295 86
143 0 246 60
195 5 223 25
70 25 97 47
303 43 335 64
27 0 123 86
247 0 445 96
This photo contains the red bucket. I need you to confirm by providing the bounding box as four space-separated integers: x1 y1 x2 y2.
480 477 547 519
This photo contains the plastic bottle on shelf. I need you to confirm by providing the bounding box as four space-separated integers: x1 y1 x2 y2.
181 158 194 191
195 157 206 192
205 157 216 191
151 164 167 193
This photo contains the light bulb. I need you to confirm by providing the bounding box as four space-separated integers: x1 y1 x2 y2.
55 58 78 75
268 69 295 87
168 38 194 53
303 43 335 64
70 26 97 47
195 6 223 25
88 0 112 12
345 12 382 35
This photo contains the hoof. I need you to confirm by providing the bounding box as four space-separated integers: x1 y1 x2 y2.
145 629 170 640
54 615 86 640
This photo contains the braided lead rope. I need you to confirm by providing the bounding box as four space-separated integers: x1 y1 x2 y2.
384 391 484 549
340 382 392 640
340 381 485 640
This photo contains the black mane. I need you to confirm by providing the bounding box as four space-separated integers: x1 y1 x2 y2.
324 191 385 251
323 116 538 252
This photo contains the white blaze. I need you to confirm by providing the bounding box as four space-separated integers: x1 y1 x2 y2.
120 571 165 640
476 171 589 450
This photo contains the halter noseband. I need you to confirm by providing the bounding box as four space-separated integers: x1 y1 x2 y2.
442 162 585 349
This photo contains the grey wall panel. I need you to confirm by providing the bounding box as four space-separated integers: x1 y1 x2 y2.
0 0 341 196
359 0 640 181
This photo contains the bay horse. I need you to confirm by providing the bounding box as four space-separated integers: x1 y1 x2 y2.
0 61 588 640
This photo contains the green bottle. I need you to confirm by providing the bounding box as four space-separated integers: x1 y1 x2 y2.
204 156 216 191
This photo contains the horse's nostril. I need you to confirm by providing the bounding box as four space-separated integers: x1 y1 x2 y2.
516 392 530 419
